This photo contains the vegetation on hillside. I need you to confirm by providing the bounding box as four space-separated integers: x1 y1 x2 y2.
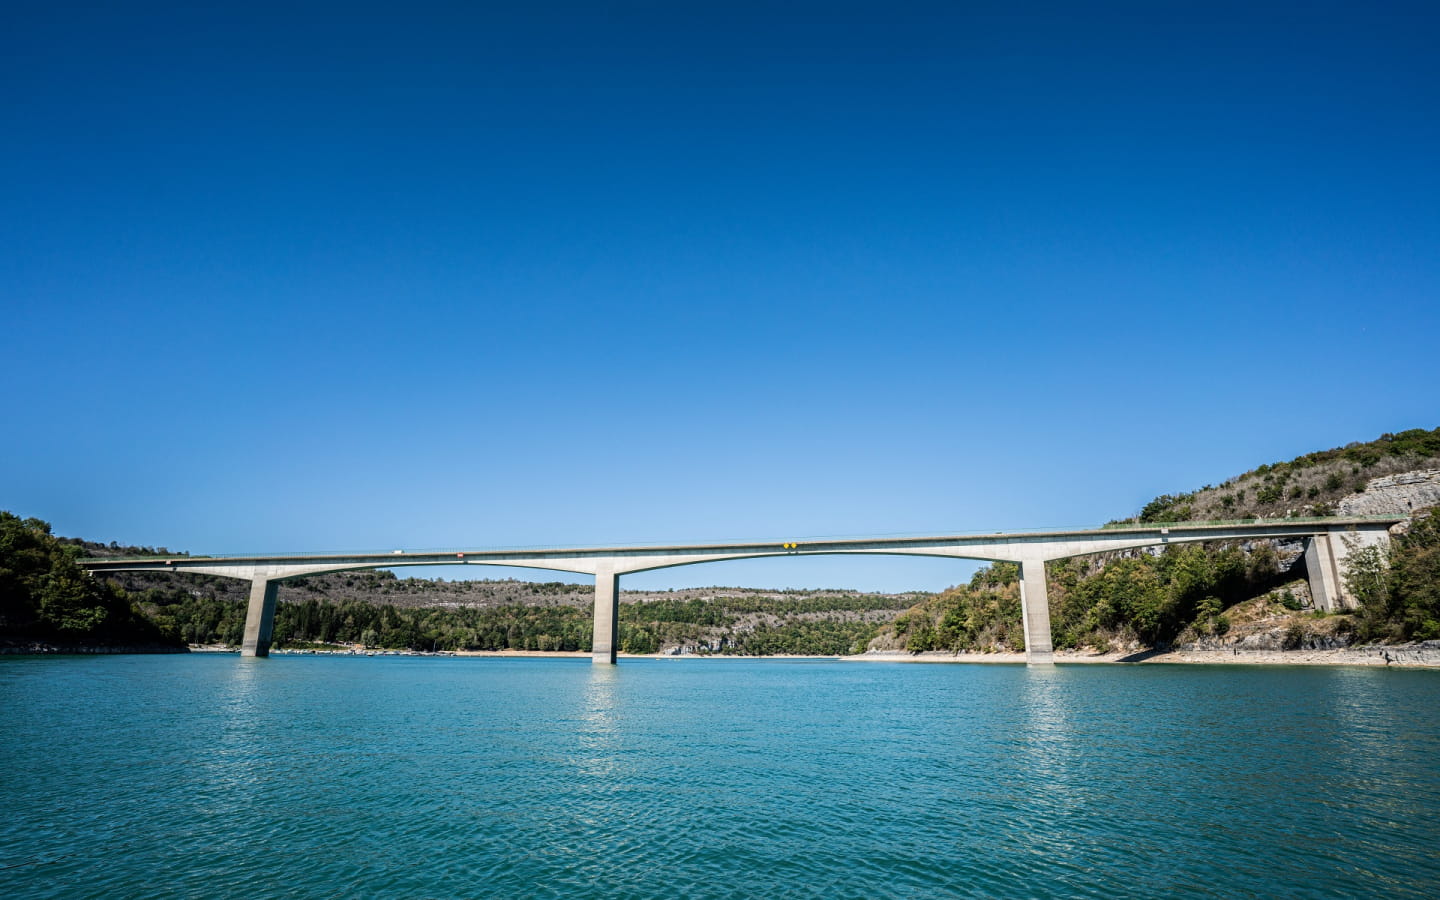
1345 510 1440 642
874 564 1024 652
125 580 902 655
0 512 181 648
104 564 919 615
1046 542 1287 649
1115 427 1440 524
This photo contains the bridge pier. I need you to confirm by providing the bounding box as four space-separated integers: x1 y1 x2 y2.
241 578 279 657
1304 533 1344 611
592 568 620 664
1018 559 1055 665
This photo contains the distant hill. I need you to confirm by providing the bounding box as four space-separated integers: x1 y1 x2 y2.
92 565 924 655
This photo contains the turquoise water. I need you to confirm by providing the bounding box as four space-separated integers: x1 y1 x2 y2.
2 656 1438 898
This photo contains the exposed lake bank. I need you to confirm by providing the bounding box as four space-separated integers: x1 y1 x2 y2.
7 641 1437 667
457 644 1440 666
0 640 186 655
340 643 1440 666
853 642 1440 667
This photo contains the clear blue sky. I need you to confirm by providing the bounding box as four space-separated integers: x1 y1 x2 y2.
4 1 1437 591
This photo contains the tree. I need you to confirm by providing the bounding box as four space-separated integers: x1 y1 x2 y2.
1343 535 1393 640
1386 513 1440 640
0 511 177 646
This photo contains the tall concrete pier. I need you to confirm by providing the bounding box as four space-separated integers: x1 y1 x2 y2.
242 579 279 657
1018 559 1055 665
78 517 1399 666
591 568 620 665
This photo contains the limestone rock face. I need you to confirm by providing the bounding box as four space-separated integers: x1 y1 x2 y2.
1338 469 1440 517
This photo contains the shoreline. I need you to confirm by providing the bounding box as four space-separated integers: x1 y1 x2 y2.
846 644 1440 667
9 644 1437 667
464 646 1440 667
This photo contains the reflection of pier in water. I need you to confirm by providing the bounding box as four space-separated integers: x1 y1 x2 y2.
78 518 1399 665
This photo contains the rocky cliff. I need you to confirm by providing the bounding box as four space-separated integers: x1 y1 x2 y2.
1338 469 1440 517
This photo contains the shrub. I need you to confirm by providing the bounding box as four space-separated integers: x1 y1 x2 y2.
1138 493 1196 523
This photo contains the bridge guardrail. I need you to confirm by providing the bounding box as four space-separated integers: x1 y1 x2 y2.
78 515 1404 564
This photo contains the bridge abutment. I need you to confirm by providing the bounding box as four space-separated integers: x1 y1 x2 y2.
241 578 279 657
592 568 620 664
1018 559 1055 665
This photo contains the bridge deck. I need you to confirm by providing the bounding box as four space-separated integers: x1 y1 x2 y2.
78 516 1403 570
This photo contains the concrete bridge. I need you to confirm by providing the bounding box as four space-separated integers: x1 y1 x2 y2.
78 518 1399 665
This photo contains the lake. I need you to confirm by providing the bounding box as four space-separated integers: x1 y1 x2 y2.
2 655 1438 898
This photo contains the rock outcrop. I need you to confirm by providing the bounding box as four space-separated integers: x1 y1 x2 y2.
1338 469 1440 517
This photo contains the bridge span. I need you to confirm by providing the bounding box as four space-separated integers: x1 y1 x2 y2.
79 518 1400 665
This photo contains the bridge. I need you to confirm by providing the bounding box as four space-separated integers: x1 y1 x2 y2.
78 517 1400 665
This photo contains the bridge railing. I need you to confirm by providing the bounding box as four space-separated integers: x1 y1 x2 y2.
77 516 1404 564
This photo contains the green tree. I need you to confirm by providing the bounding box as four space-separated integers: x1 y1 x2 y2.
1372 512 1440 640
1342 538 1389 613
0 511 176 646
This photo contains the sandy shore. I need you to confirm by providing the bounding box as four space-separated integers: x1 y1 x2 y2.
459 647 1440 667
849 645 1440 668
452 649 596 658
192 646 1440 667
454 651 854 660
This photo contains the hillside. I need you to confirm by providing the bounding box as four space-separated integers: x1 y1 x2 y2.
96 565 922 655
1113 427 1440 524
0 512 181 652
875 427 1440 655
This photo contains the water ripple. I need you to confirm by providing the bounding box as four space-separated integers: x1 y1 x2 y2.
3 657 1439 898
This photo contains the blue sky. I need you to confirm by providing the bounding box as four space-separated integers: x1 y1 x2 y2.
3 1 1437 591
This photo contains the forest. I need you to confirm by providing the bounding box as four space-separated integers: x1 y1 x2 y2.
0 511 180 649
